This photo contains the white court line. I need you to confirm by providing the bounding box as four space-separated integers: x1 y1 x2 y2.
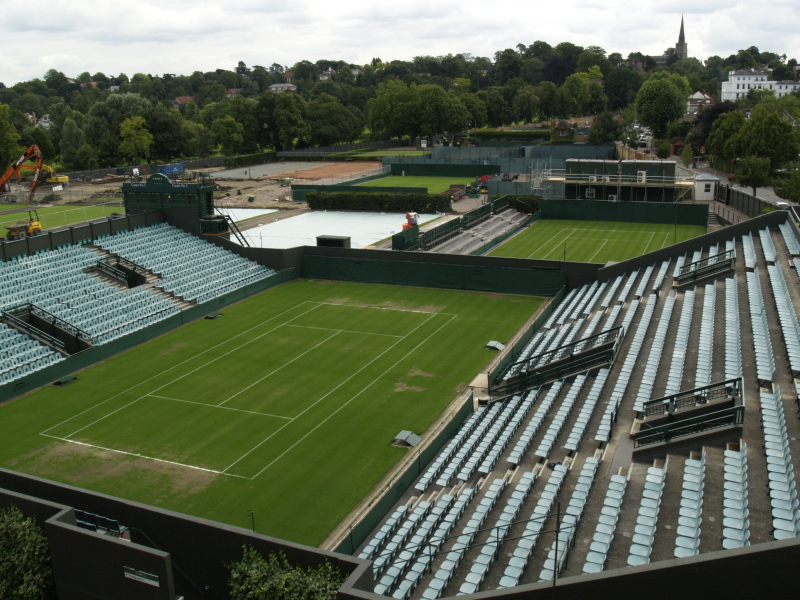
222 311 441 475
285 324 403 338
314 301 451 315
148 395 293 420
642 232 656 253
60 303 327 440
588 240 609 263
527 228 576 259
217 331 341 407
248 312 458 479
41 301 322 435
40 434 248 478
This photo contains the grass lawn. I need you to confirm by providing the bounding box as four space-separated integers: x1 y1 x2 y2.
0 204 123 237
358 176 474 194
489 218 707 263
0 279 541 546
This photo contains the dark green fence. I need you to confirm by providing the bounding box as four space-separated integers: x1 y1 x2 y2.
0 269 294 405
303 256 565 296
419 218 462 249
391 226 421 251
715 184 772 218
539 199 708 227
292 184 428 202
335 394 474 554
469 212 541 256
462 203 492 229
388 163 501 177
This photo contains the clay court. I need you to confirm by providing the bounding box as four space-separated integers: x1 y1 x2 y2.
212 161 381 181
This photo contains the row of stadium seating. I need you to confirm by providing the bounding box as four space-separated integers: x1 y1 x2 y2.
363 222 800 598
0 322 64 384
94 223 275 303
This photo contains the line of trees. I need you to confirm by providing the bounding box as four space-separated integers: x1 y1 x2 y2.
0 44 797 174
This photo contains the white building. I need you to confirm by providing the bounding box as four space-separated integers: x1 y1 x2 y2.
268 83 297 93
694 171 720 201
721 69 800 101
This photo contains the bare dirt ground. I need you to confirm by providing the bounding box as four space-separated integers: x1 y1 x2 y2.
274 162 379 181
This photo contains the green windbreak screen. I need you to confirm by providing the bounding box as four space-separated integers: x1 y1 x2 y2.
303 256 565 296
539 199 708 227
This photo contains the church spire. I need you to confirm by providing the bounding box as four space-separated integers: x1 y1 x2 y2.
675 15 688 61
678 15 685 44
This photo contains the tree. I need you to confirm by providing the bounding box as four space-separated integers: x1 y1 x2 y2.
535 82 559 119
512 86 540 123
59 117 85 169
603 67 642 110
368 80 418 139
681 144 694 168
306 94 362 146
494 49 523 84
119 115 153 163
774 169 800 203
735 155 771 197
0 505 56 600
587 111 620 143
655 140 672 159
0 103 22 169
634 72 690 137
273 93 309 150
228 546 344 600
731 109 800 169
558 73 590 117
144 104 188 161
707 110 746 161
212 115 244 155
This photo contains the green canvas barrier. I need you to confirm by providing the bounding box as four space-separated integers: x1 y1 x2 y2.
391 226 420 251
0 269 294 405
291 185 428 202
462 203 492 229
334 395 474 554
469 212 540 256
302 256 565 297
388 163 501 177
539 199 708 227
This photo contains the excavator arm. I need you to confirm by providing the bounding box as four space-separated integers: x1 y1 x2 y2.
0 145 44 202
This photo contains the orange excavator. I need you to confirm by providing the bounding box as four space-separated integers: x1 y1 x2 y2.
0 145 46 203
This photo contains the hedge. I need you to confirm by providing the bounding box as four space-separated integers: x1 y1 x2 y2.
470 129 550 140
224 151 278 168
306 192 451 213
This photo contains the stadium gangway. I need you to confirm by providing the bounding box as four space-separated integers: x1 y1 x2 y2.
742 234 757 269
766 264 800 375
675 249 736 286
534 375 588 458
746 269 776 383
633 264 655 299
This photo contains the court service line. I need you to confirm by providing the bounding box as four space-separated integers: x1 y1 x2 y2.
314 302 454 316
222 311 441 475
248 313 458 479
40 434 248 478
526 228 576 259
285 324 403 338
642 231 656 253
217 331 341 407
58 303 327 439
41 301 323 435
148 395 293 420
588 240 609 263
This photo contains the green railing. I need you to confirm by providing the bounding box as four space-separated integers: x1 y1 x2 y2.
1 308 67 353
676 249 736 286
643 378 743 417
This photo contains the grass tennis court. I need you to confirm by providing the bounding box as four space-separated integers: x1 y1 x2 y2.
355 150 431 157
0 204 123 237
358 176 474 194
0 279 541 545
489 218 706 263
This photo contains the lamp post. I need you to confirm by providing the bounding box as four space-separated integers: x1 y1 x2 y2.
247 510 255 532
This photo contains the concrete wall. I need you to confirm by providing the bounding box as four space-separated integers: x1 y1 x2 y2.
0 469 368 600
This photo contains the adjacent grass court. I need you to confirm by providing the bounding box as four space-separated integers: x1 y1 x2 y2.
0 204 123 237
358 176 474 194
489 218 707 263
0 279 541 546
355 150 431 157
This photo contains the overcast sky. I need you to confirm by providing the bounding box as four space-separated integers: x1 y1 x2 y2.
1 0 798 86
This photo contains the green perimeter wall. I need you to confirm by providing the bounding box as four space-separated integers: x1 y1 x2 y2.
539 199 708 227
388 163 501 177
0 269 294 405
335 393 474 554
303 255 565 296
291 184 427 201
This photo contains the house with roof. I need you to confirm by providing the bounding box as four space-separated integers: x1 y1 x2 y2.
284 71 295 82
269 83 297 93
720 69 800 101
226 88 242 99
687 91 713 115
172 96 194 110
550 120 575 143
319 68 337 81
694 171 720 200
